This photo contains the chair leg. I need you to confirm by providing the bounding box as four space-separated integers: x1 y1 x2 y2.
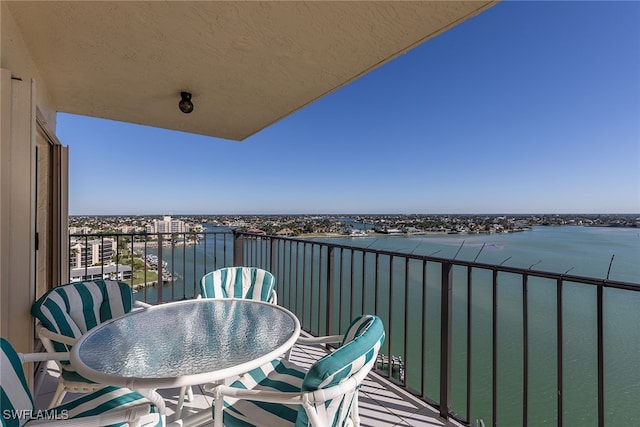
48 381 66 408
176 386 187 419
351 393 361 427
213 393 224 427
186 385 193 402
284 347 293 360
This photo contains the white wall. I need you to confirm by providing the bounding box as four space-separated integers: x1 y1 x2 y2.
1 3 58 354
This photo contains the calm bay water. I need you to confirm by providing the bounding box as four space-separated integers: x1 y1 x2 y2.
140 225 639 426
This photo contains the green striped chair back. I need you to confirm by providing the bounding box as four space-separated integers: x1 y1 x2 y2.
200 267 276 303
0 338 163 427
30 280 133 353
297 315 385 426
1 338 34 427
217 315 385 426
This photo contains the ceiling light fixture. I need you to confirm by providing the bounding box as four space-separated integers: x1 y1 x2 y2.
178 91 194 114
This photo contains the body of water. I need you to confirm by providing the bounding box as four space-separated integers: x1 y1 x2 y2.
313 225 639 283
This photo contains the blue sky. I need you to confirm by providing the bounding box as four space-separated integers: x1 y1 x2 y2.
59 1 640 216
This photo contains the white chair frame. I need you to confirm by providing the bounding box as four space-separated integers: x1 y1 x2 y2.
7 350 159 427
36 300 152 407
212 358 373 427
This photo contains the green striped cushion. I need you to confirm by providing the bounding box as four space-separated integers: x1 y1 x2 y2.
217 315 385 427
30 280 133 353
217 359 306 427
1 338 35 427
297 315 385 426
200 267 276 302
340 314 378 347
53 386 162 427
1 338 161 427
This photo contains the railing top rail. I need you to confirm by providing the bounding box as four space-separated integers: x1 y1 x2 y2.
235 231 639 292
70 230 231 238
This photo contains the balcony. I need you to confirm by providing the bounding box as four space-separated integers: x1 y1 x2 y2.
35 331 463 427
62 229 639 426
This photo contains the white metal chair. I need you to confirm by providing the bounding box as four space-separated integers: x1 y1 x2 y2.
174 267 279 418
212 314 385 427
30 280 151 408
0 337 162 427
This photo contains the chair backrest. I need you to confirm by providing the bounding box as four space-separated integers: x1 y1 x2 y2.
30 280 133 352
297 315 385 427
200 267 276 303
1 338 35 427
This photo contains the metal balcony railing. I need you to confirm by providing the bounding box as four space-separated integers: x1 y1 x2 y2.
234 231 640 427
69 230 640 427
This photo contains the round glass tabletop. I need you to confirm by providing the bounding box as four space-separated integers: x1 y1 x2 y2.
71 299 300 389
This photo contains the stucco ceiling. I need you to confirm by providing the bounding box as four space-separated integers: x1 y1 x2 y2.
5 1 496 141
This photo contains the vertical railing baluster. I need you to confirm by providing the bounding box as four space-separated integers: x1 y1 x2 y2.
523 274 529 427
557 279 563 427
288 241 293 309
157 234 163 304
84 235 88 280
270 238 276 278
327 246 335 336
388 255 394 379
318 245 324 336
203 231 208 274
129 236 134 288
374 253 380 317
350 249 355 321
492 269 498 427
467 266 473 423
403 257 409 386
278 240 284 301
361 251 366 314
294 242 300 315
181 233 186 299
597 284 604 427
233 231 243 266
103 235 107 279
68 234 72 282
339 249 344 331
302 243 307 328
421 260 427 397
216 232 221 269
225 231 230 267
440 261 453 419
309 243 314 332
193 234 197 297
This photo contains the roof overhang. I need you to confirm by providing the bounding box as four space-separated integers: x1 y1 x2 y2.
4 1 497 141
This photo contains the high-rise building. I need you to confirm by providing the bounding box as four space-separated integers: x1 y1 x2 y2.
145 216 189 234
69 238 115 268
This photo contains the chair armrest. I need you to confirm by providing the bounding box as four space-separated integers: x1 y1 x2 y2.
19 351 70 364
214 384 304 427
214 384 303 405
36 325 77 346
134 300 152 308
296 335 343 345
26 403 156 427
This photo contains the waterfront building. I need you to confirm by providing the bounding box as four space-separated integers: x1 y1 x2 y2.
70 264 132 282
69 238 115 268
145 215 189 234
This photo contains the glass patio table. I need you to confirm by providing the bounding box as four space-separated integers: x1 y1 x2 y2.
70 298 300 425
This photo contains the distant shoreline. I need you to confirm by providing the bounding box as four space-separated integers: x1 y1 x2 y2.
295 229 532 239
